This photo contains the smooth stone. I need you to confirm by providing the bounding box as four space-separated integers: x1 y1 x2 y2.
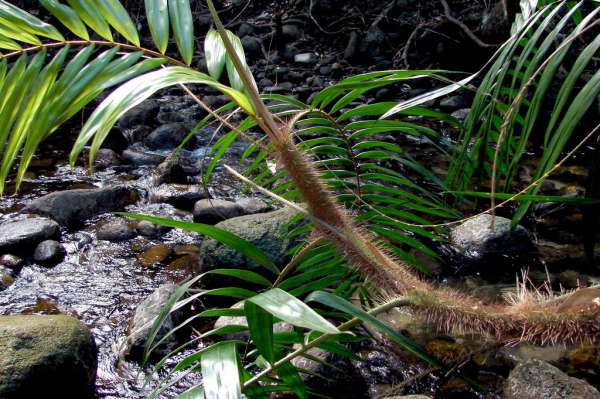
94 148 121 170
121 149 165 166
294 52 318 64
33 240 66 267
124 284 186 361
192 199 244 224
241 36 262 56
505 359 600 399
200 207 299 271
138 244 173 268
235 197 270 215
0 217 59 254
0 254 23 271
154 184 207 211
96 219 136 242
451 108 470 123
135 220 171 238
144 123 190 150
166 255 198 272
0 315 97 398
23 186 139 228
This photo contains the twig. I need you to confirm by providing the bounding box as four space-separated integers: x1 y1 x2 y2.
440 0 497 48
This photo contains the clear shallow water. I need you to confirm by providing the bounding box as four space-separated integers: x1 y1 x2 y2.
0 162 205 398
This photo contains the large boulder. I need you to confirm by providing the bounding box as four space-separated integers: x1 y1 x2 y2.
0 217 59 254
0 315 97 398
23 186 139 228
505 359 600 399
124 284 185 361
200 207 300 271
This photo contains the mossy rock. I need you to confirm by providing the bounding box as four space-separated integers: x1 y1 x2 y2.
0 315 97 398
200 207 300 271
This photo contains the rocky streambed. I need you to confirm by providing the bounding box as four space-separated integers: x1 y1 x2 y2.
0 86 599 398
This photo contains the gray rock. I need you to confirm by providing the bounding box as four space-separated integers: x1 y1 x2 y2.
122 149 165 166
451 108 470 124
23 186 139 228
0 254 23 271
0 217 59 254
235 198 270 215
294 52 318 64
214 301 293 340
241 36 262 56
144 123 190 150
124 284 185 361
440 95 469 110
193 199 244 224
96 219 136 242
449 214 534 263
117 99 160 129
155 184 207 211
0 315 97 398
282 23 301 39
200 207 300 271
33 240 66 267
382 396 432 399
94 148 121 170
135 220 171 238
237 22 254 38
505 359 600 399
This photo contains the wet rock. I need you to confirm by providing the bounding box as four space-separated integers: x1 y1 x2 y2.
449 214 535 274
96 219 136 242
101 128 129 153
505 359 600 399
166 254 198 273
33 240 66 267
193 199 244 224
294 52 318 64
0 217 59 254
155 156 188 184
121 149 165 166
235 197 270 215
135 220 171 238
382 396 432 399
94 148 121 170
0 315 97 398
124 284 185 361
155 184 207 211
0 254 23 271
117 99 160 129
144 123 191 150
138 244 173 268
24 186 139 228
0 266 15 291
200 207 300 271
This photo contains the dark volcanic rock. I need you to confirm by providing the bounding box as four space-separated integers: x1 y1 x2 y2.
33 240 66 267
122 149 165 166
94 148 121 170
155 184 207 211
144 123 191 150
0 217 59 254
117 99 160 129
0 315 97 399
23 186 139 228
